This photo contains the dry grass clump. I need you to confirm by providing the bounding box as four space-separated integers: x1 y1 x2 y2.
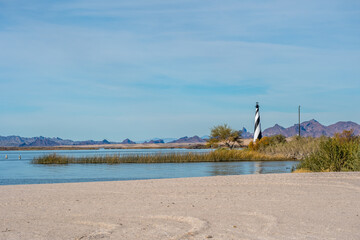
32 150 291 165
250 135 322 160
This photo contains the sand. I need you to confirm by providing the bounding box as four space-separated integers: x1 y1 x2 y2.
1 173 360 240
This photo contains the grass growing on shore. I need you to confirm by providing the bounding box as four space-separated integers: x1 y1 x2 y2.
250 135 322 160
32 149 291 165
295 132 360 172
245 131 360 172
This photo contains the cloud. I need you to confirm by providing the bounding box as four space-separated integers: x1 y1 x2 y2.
0 0 359 139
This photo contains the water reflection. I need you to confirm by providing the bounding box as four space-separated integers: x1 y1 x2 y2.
255 161 263 174
208 161 297 176
208 163 243 176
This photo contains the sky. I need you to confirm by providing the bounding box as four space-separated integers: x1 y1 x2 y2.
0 0 359 141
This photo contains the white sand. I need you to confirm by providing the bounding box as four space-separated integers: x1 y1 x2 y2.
1 173 360 240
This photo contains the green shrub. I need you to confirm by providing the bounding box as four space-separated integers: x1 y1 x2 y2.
296 131 360 172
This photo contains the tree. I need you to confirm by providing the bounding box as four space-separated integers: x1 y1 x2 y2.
207 124 242 149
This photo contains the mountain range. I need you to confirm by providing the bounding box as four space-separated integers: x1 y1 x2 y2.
241 119 360 138
169 136 206 143
262 119 360 138
1 119 359 147
0 136 116 147
0 135 207 147
242 119 360 138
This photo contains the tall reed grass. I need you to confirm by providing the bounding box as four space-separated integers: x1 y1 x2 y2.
296 134 360 172
257 136 323 160
32 150 291 165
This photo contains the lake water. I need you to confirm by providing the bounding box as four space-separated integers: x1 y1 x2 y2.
0 149 298 185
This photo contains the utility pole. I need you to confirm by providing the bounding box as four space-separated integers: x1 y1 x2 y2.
298 105 301 137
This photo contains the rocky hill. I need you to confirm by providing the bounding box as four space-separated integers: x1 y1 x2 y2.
263 119 360 137
20 138 59 147
120 138 136 144
241 128 253 139
144 139 165 144
0 136 115 147
72 139 112 146
0 136 73 147
170 136 206 143
327 121 360 136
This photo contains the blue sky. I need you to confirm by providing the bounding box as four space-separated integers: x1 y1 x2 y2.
0 0 359 141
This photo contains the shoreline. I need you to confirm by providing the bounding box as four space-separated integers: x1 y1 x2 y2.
0 142 209 151
0 139 254 151
1 172 359 239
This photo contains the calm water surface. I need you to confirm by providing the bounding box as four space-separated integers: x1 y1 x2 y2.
0 149 298 185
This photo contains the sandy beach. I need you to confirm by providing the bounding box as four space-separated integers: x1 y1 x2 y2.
1 173 360 240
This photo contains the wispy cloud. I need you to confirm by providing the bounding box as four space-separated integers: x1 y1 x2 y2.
0 0 359 139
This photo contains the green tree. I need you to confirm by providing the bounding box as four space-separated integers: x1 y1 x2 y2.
207 124 242 149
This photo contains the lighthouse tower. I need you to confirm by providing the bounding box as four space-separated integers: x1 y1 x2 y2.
253 102 262 142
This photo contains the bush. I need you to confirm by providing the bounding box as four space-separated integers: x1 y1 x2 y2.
255 136 322 160
296 130 360 172
207 124 242 149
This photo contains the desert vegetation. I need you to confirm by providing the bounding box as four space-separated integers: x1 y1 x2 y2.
32 150 290 165
207 124 242 149
246 130 360 172
295 130 360 172
249 135 322 160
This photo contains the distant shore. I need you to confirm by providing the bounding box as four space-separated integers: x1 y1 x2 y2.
1 172 359 239
0 142 208 151
0 139 254 151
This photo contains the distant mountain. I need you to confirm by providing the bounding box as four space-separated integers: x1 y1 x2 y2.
1 119 358 147
0 136 71 147
121 138 136 144
241 127 253 139
201 135 210 140
162 138 178 143
0 135 28 147
135 137 177 144
0 134 207 147
19 137 60 147
140 136 207 144
327 121 360 136
262 124 291 137
0 136 115 147
263 119 360 137
144 139 165 144
50 137 74 146
170 135 206 143
73 139 112 145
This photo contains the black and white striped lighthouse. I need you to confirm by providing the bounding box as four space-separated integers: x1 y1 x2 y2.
253 102 262 142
